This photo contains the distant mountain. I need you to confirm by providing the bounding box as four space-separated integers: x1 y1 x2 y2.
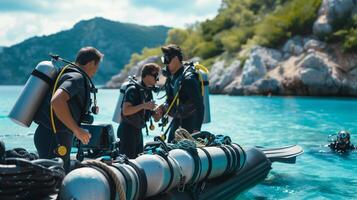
0 17 170 84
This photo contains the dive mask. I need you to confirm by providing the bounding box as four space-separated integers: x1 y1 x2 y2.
337 130 350 143
161 53 173 65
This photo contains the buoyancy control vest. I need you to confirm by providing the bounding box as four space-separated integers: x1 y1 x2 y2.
9 59 97 131
33 66 92 132
164 62 211 123
112 77 153 129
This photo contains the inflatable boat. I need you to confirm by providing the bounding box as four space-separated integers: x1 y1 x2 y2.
58 139 303 200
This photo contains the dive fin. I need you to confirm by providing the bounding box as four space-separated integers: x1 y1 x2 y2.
260 145 303 164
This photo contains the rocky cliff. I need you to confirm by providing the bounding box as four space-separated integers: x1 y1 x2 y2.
106 0 357 96
209 0 357 96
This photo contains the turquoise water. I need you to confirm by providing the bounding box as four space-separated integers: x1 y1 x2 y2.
1 85 356 199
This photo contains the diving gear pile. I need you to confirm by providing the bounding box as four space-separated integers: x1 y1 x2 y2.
58 131 303 200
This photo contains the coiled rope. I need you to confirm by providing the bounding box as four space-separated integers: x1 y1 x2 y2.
0 141 65 200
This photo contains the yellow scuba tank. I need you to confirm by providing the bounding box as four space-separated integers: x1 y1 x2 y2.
193 63 211 124
9 61 58 127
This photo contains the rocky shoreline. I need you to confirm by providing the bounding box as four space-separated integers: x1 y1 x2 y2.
105 0 357 96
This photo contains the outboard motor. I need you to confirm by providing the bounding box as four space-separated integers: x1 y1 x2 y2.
8 61 57 127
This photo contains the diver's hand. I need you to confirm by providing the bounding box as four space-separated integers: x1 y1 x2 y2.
73 128 92 145
142 101 156 110
155 104 164 116
153 105 164 122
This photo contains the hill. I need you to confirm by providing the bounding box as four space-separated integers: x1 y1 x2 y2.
0 17 170 84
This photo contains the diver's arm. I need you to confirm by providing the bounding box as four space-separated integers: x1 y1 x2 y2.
51 89 91 144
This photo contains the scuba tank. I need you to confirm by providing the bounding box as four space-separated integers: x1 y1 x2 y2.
112 81 133 124
8 61 58 127
184 62 211 124
193 63 211 124
112 76 140 124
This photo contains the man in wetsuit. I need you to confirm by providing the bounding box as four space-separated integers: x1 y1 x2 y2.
118 63 161 159
159 44 204 143
34 47 103 172
329 130 356 153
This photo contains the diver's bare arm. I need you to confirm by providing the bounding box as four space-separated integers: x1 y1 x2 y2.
51 89 91 144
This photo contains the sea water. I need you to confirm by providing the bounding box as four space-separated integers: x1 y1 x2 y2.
0 86 356 199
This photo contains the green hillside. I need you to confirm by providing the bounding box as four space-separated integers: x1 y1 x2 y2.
0 17 170 84
125 0 356 69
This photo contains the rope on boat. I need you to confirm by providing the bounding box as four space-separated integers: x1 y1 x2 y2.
0 141 65 200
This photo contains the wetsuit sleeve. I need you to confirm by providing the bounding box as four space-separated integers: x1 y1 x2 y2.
182 77 204 131
58 73 83 98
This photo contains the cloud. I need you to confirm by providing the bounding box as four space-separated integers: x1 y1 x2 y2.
0 0 221 46
130 0 220 15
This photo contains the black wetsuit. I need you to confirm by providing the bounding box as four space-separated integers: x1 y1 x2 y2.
166 66 204 142
117 81 153 159
329 141 356 153
34 70 90 173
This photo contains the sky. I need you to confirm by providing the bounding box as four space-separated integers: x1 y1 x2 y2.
0 0 221 47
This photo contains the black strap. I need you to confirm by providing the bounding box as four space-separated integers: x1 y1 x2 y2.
127 161 147 200
157 153 174 194
111 165 132 200
225 145 237 174
230 144 242 172
186 149 201 186
203 81 209 86
229 145 240 172
233 143 246 170
219 146 232 176
31 69 53 86
199 147 212 181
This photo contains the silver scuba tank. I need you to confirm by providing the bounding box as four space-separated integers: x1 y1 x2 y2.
59 167 111 200
59 143 246 200
112 81 132 124
8 61 57 127
197 69 211 124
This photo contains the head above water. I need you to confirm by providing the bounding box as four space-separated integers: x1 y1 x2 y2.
161 44 183 75
337 130 351 144
75 47 104 77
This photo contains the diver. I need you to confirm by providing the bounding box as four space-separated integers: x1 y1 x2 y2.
328 130 356 153
157 44 205 143
33 47 103 172
117 63 162 159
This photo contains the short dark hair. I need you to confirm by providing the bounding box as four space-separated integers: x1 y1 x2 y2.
75 47 103 65
161 44 183 62
141 63 160 79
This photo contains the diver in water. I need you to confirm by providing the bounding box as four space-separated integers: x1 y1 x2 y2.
328 130 356 153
